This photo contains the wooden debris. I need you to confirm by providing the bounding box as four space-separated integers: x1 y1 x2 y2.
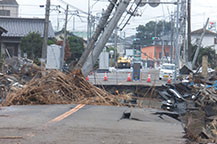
3 70 125 106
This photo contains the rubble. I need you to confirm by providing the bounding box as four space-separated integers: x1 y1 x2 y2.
157 70 217 143
3 70 127 106
185 85 217 143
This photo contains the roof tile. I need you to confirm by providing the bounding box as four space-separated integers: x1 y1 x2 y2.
0 17 55 38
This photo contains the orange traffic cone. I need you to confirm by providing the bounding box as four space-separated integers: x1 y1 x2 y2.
147 73 151 83
127 73 131 82
167 74 171 83
86 76 89 81
104 72 108 81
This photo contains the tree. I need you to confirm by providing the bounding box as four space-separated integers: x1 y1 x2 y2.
67 36 85 62
135 20 172 46
20 32 43 59
192 45 217 68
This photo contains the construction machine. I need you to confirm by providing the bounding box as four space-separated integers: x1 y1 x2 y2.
117 57 131 69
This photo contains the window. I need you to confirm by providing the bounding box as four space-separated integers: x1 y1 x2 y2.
0 10 10 16
162 65 175 70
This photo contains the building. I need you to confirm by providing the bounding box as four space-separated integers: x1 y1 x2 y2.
0 0 18 17
141 45 171 68
0 26 7 36
0 17 55 57
191 28 217 53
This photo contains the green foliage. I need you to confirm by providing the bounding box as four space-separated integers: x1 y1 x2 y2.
192 45 217 68
68 36 85 61
20 32 43 59
106 46 118 59
135 20 172 46
106 46 116 53
47 38 56 45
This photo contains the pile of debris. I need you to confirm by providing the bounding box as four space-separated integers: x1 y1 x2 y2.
0 57 42 103
2 57 41 81
185 73 217 143
3 70 126 106
157 70 217 143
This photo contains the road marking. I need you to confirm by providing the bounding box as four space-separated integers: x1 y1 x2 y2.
50 104 85 123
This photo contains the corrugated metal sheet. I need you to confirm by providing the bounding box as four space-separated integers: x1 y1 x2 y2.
0 0 18 5
0 17 55 38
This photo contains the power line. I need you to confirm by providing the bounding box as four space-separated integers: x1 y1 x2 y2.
56 0 89 15
120 0 142 31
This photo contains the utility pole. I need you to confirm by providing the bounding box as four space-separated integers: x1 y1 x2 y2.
82 0 130 77
192 18 209 69
187 0 191 62
87 0 91 43
114 27 118 62
180 0 187 65
61 5 69 69
170 14 174 64
174 0 180 81
161 20 165 64
74 0 118 70
73 16 75 31
42 0 50 61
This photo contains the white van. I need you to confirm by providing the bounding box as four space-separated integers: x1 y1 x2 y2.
159 63 175 80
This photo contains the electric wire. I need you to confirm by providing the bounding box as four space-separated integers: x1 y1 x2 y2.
120 0 143 31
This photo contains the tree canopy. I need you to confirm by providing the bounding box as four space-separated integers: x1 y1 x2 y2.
67 35 85 62
192 45 217 68
135 20 172 46
20 32 43 59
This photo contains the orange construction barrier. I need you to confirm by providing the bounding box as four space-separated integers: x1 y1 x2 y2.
104 72 108 81
127 73 131 82
147 73 151 83
167 74 171 83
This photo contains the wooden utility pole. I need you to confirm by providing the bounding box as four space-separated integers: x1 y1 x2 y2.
192 18 209 69
187 0 191 61
42 0 50 60
61 5 69 69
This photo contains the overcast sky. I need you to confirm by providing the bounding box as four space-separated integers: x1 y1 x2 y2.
16 0 217 37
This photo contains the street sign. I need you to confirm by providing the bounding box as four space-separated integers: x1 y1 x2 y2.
133 63 141 81
133 48 141 61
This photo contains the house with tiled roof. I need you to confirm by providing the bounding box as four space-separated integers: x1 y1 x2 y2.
191 28 217 53
0 0 18 17
0 17 55 57
0 26 7 36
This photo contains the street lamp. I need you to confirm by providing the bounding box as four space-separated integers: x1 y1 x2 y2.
109 50 114 67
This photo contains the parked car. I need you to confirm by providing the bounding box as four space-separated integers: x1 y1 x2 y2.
159 63 175 80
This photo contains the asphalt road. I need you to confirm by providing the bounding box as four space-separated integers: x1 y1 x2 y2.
0 105 186 144
88 68 167 86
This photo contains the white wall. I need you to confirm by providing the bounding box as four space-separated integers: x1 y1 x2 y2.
191 35 215 47
46 45 61 69
0 5 18 17
99 51 109 70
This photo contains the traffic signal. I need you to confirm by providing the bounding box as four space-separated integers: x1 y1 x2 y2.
152 37 159 40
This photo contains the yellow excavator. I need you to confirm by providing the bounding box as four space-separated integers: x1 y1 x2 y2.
117 57 131 69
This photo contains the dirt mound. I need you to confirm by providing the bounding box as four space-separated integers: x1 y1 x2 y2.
3 70 124 106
